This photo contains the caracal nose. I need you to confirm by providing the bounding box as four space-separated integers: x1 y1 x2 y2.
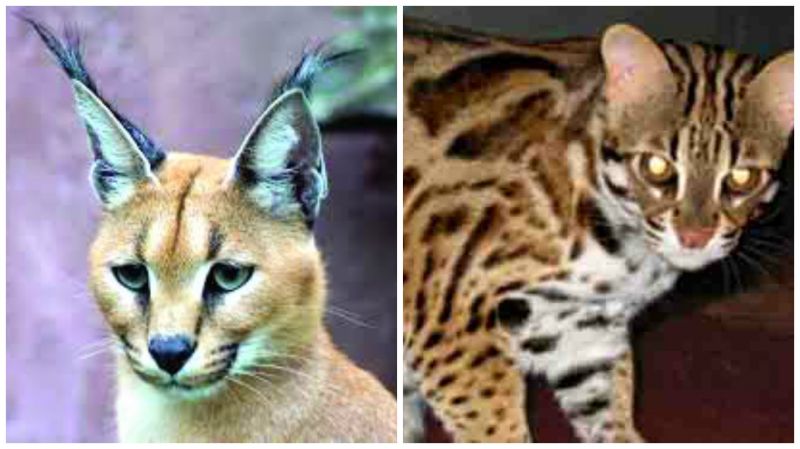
677 226 716 249
148 334 196 375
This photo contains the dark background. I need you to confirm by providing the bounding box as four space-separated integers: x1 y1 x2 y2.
7 6 396 442
405 6 793 443
406 6 792 56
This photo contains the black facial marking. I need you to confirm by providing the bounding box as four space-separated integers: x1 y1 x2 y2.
722 228 739 239
588 202 621 254
211 342 238 355
120 334 135 351
601 145 625 162
170 169 201 255
645 217 664 231
669 132 680 160
603 174 629 197
207 224 224 260
673 43 697 116
134 225 148 262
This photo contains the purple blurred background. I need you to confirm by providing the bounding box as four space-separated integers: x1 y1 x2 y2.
7 6 396 442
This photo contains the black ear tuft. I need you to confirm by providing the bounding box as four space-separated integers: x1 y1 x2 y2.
496 297 531 332
22 16 165 171
231 45 358 228
269 44 362 106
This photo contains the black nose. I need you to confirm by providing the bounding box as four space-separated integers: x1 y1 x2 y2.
148 335 195 375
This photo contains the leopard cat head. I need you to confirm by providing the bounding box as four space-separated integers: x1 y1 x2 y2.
28 18 339 398
596 24 793 271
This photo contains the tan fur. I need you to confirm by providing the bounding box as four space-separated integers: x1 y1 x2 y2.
89 153 396 442
404 22 591 442
403 18 791 443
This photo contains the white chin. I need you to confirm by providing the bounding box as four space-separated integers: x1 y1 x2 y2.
663 251 721 272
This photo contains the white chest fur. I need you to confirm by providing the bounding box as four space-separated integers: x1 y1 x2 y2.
510 230 679 381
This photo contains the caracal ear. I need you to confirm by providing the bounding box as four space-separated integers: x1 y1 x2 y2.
24 16 162 208
601 23 677 116
737 51 794 148
230 89 327 227
72 81 160 207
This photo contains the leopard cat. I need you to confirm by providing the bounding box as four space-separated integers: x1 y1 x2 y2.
403 18 793 443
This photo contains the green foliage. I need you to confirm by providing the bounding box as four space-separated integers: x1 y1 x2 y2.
310 6 396 123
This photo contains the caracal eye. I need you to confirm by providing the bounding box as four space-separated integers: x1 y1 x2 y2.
209 263 254 292
640 153 675 184
726 167 760 193
112 264 149 292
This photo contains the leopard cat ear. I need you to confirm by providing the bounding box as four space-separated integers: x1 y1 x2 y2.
230 89 327 227
600 23 677 112
72 81 161 207
737 51 794 146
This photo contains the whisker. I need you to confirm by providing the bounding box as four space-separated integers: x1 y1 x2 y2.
325 306 375 329
76 345 115 362
226 376 273 407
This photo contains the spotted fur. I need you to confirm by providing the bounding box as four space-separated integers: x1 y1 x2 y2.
403 18 792 442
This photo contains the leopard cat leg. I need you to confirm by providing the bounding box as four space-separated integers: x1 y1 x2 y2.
549 350 643 442
607 351 644 442
418 352 531 442
403 363 426 442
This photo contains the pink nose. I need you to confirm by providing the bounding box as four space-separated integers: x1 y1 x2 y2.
677 227 716 249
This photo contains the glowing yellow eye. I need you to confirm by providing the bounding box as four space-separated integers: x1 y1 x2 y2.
648 156 668 176
640 154 674 184
726 168 760 192
731 168 751 185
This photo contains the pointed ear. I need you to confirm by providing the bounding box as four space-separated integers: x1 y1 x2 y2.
230 89 327 226
72 80 159 207
737 51 794 144
601 24 677 111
